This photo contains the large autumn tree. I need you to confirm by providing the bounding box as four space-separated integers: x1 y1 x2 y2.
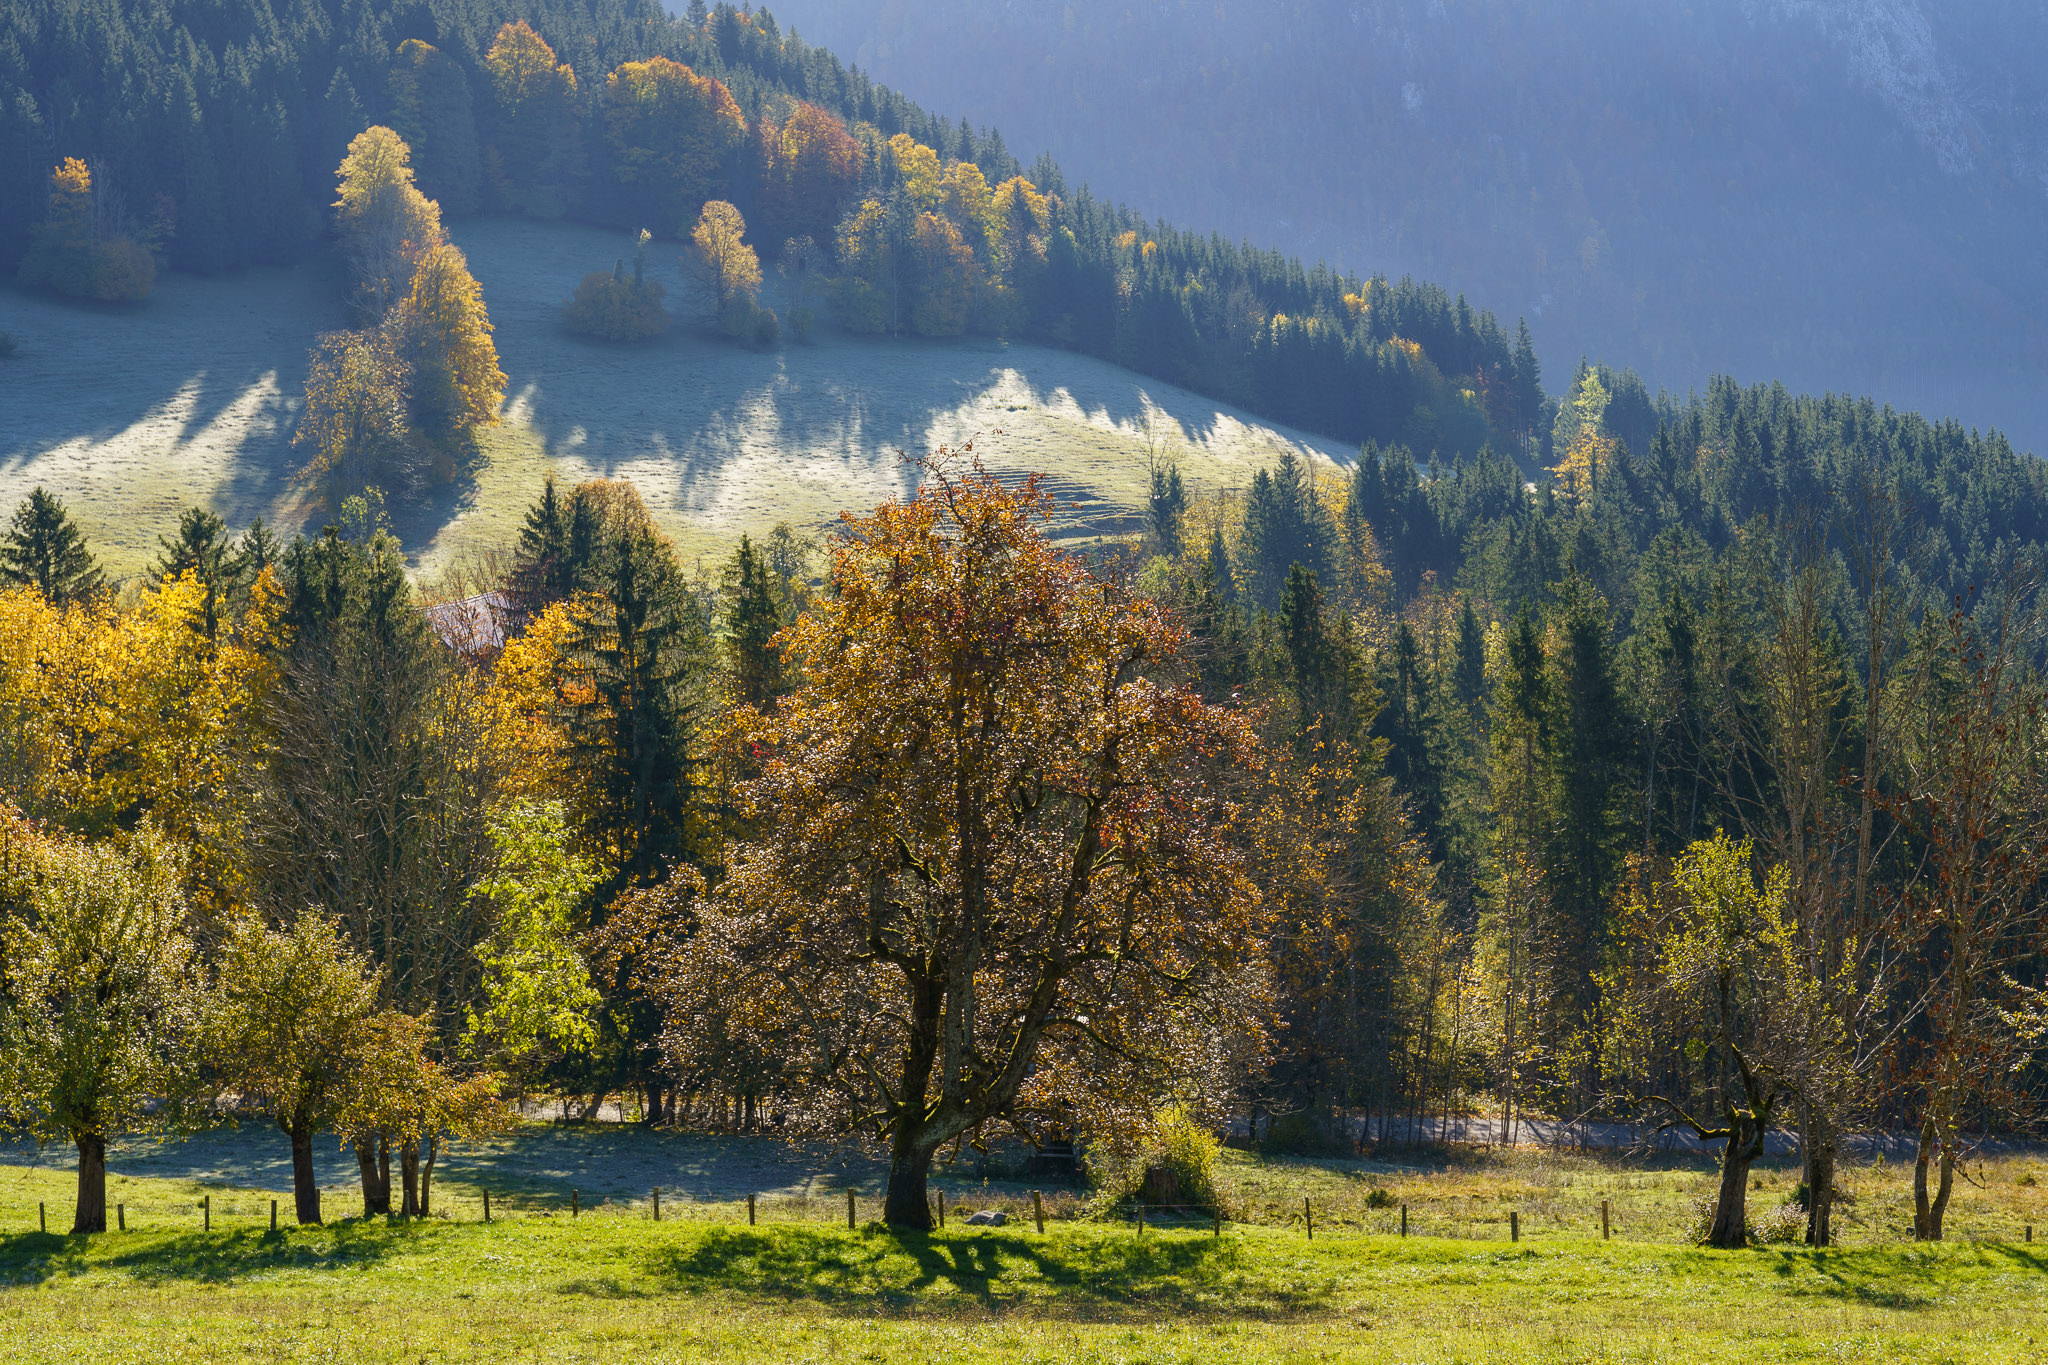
656 454 1269 1229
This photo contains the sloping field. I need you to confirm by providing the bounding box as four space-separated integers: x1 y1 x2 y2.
1 217 1353 581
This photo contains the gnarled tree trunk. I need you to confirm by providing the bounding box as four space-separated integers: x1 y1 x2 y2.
882 1126 940 1230
1801 1108 1837 1246
1912 1118 1954 1241
400 1141 421 1216
73 1131 108 1234
1706 1106 1766 1249
289 1119 321 1224
356 1135 392 1216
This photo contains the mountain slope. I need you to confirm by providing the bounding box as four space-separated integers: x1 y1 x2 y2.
764 0 2048 451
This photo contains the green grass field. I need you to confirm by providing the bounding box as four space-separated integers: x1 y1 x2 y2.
3 1132 2043 1363
0 218 1349 584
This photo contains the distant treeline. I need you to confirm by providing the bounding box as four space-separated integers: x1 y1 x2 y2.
1 0 1533 455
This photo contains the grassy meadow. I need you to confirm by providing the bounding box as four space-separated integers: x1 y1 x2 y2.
2 1127 2043 1363
0 217 1351 584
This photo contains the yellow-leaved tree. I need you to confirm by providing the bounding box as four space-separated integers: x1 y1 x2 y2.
388 239 506 438
687 200 768 341
333 127 444 319
0 572 280 919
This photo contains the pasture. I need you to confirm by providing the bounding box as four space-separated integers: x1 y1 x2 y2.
0 218 1352 582
2 1124 2042 1363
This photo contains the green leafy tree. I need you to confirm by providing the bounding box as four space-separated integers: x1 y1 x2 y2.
207 911 381 1224
462 801 601 1070
0 821 201 1233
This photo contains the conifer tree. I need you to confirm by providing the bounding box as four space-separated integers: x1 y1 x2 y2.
154 506 236 640
565 529 706 888
1147 460 1187 556
723 534 784 708
509 474 577 616
2 488 104 604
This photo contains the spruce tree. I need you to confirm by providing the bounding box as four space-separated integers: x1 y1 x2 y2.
155 505 236 639
237 517 281 580
2 488 104 604
1454 596 1487 718
723 534 785 707
1147 462 1187 557
566 530 706 888
509 474 576 616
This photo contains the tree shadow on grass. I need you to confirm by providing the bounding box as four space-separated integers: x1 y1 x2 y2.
0 1219 422 1287
566 1225 1335 1320
1773 1242 2048 1310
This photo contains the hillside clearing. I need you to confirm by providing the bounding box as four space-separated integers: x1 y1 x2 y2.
0 217 1352 582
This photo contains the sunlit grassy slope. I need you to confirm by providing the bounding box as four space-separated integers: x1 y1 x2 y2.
4 1129 2045 1363
0 217 1351 583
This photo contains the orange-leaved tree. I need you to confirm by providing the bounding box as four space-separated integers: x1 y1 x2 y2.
751 101 862 249
654 453 1271 1229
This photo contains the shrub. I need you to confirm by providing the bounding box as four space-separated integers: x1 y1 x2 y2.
1752 1202 1806 1245
563 270 668 342
1364 1186 1397 1210
1087 1105 1223 1215
1684 1195 1804 1246
787 306 815 343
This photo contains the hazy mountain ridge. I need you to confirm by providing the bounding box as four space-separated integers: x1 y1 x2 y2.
765 0 2048 450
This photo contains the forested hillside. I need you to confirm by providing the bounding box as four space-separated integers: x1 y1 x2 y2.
0 0 1526 458
767 0 2048 454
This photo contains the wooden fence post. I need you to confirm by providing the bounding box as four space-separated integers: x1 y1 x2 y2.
1400 1204 1407 1237
1213 1207 1221 1237
203 1195 210 1232
936 1190 944 1228
1033 1190 1044 1234
846 1189 855 1230
39 1203 45 1233
117 1204 124 1232
483 1189 491 1224
1137 1204 1145 1237
652 1188 660 1222
571 1189 579 1218
270 1200 278 1232
1602 1200 1610 1241
1510 1211 1520 1242
1305 1197 1313 1241
747 1193 756 1226
2026 1224 2033 1243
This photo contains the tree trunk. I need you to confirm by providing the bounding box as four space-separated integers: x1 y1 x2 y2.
1914 1118 1954 1241
356 1135 392 1217
73 1131 108 1234
290 1120 321 1225
1707 1111 1765 1249
882 1124 939 1231
644 1083 665 1128
400 1141 421 1217
420 1134 439 1217
1801 1108 1837 1247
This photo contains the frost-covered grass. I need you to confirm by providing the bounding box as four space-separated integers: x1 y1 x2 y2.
1 217 1350 583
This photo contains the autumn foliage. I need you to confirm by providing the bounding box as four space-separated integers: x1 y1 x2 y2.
654 453 1270 1228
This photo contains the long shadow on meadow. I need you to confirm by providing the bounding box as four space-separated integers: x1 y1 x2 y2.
0 1219 422 1287
595 1224 1333 1319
